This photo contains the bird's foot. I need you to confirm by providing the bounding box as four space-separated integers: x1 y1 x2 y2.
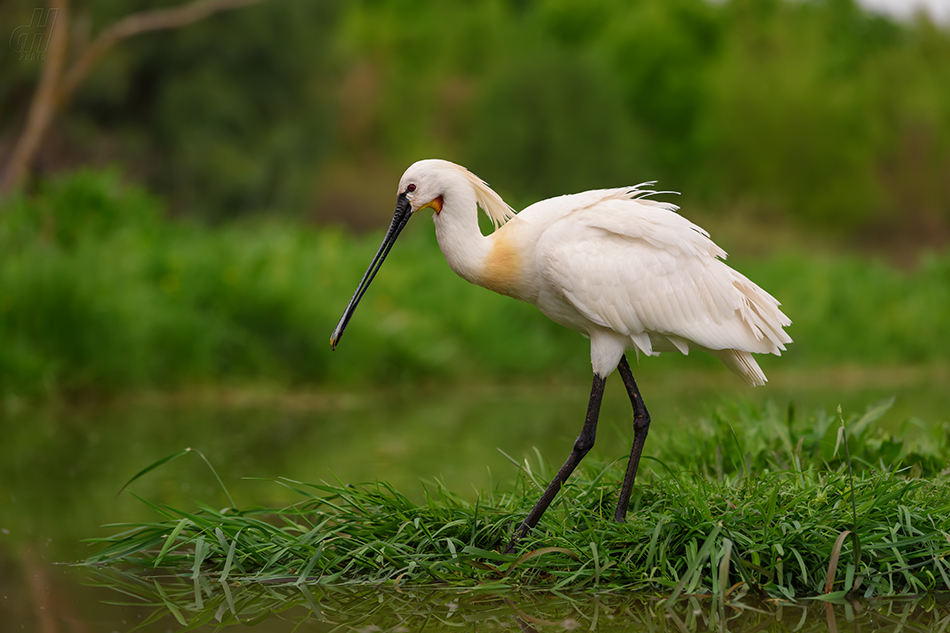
503 521 531 555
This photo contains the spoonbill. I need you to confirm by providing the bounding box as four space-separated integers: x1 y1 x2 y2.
330 159 792 553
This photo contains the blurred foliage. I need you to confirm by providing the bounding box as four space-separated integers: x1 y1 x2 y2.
1 170 949 399
661 398 950 479
1 0 949 240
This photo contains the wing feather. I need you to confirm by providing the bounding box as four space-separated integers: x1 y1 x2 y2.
536 196 792 377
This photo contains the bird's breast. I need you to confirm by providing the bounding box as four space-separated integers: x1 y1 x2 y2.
478 226 530 300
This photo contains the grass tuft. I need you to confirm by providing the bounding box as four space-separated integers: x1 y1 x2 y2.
85 401 950 616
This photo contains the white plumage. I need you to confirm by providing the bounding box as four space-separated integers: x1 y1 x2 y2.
330 158 792 551
403 159 792 385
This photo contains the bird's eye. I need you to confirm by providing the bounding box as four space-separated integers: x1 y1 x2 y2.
406 184 416 193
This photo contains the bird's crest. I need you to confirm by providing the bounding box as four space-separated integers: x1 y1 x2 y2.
451 164 517 230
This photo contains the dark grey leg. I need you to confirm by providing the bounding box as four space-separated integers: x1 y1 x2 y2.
504 373 607 554
614 354 651 523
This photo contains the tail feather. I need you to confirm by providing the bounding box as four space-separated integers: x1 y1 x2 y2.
732 277 793 354
713 349 767 387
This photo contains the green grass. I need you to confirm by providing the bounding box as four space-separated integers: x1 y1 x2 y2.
2 170 950 401
88 468 950 596
83 400 950 629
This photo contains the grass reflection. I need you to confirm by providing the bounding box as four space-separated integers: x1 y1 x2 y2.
85 566 950 632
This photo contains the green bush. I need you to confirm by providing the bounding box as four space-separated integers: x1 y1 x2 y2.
1 170 949 399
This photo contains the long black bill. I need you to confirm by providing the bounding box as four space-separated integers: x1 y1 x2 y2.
330 193 413 350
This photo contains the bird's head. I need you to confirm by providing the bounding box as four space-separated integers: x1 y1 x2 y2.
396 158 456 216
398 159 516 225
330 160 514 351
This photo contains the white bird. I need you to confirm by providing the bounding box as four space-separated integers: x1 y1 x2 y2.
331 159 791 552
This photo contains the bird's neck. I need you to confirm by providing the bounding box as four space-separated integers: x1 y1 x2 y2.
433 188 491 284
435 186 537 301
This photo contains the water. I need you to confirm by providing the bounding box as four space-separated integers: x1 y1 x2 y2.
1 366 947 631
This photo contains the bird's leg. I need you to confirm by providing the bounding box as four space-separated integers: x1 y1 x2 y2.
614 354 652 523
504 373 606 554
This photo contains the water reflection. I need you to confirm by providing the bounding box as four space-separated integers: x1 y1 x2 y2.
78 567 950 631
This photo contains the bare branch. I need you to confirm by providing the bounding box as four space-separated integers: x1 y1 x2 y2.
58 0 264 106
0 0 265 196
0 0 70 194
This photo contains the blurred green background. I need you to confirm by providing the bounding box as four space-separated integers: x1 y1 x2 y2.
1 0 948 400
1 1 949 629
